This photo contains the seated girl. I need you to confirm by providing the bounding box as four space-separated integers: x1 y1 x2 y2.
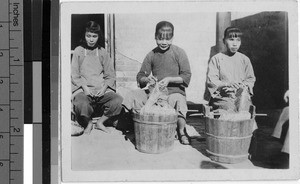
123 21 192 145
71 21 123 134
206 27 256 112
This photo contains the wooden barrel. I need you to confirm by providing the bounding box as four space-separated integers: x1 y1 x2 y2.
205 117 255 164
133 113 177 154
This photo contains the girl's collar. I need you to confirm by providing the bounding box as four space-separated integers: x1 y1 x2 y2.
223 51 238 57
153 45 171 53
82 43 99 50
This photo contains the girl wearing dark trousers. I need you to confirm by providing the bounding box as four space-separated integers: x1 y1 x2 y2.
71 21 123 134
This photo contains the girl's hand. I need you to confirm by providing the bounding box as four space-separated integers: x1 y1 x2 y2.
229 82 240 89
82 86 93 96
148 75 157 85
95 84 108 97
223 86 235 93
223 82 245 90
140 76 157 84
95 88 106 97
158 77 170 87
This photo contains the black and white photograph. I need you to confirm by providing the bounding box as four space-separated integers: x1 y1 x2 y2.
59 1 299 182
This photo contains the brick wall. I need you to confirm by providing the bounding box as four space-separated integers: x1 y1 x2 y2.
115 50 141 98
114 13 216 103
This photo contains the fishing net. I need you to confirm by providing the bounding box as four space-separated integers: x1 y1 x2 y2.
140 82 176 116
214 86 252 121
235 86 252 112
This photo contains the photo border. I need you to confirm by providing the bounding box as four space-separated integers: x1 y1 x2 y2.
59 0 299 182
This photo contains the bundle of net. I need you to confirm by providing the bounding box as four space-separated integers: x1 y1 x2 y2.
217 86 252 121
140 81 177 117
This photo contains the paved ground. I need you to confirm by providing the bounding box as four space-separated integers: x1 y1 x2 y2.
188 115 289 169
71 128 258 170
71 113 288 171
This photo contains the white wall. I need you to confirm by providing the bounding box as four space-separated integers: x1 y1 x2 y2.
231 12 261 21
115 13 216 103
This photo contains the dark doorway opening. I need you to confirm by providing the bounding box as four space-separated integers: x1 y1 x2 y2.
71 14 105 50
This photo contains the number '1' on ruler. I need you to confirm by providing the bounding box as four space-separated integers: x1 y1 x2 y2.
0 0 24 183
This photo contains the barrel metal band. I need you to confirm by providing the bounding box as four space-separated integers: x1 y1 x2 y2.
205 133 252 140
206 149 249 158
133 118 177 125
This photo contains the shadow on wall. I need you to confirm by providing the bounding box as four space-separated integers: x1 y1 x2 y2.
232 12 289 110
202 12 288 111
203 45 218 102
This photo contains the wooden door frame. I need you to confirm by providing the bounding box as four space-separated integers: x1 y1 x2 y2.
105 14 116 69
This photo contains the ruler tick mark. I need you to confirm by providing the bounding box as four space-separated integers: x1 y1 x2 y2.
5 1 25 183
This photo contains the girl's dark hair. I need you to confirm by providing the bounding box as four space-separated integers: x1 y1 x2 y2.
155 21 174 38
80 21 105 49
223 26 243 39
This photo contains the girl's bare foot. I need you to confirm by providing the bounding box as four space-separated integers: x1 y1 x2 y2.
95 121 111 133
83 121 93 134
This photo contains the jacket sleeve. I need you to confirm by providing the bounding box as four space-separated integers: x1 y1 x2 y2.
242 57 256 95
206 56 227 97
71 48 88 91
136 53 152 88
177 48 191 88
101 49 116 90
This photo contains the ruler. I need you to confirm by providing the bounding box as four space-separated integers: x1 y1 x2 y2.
0 0 24 183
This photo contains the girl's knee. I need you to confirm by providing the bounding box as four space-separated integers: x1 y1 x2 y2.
115 94 123 105
109 95 123 108
74 98 90 108
73 92 88 101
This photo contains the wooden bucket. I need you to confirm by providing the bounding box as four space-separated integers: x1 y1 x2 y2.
133 113 177 154
205 117 255 164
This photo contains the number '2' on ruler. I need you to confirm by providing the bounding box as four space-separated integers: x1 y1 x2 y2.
0 0 24 183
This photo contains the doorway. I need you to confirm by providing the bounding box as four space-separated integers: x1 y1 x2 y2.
71 14 105 50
